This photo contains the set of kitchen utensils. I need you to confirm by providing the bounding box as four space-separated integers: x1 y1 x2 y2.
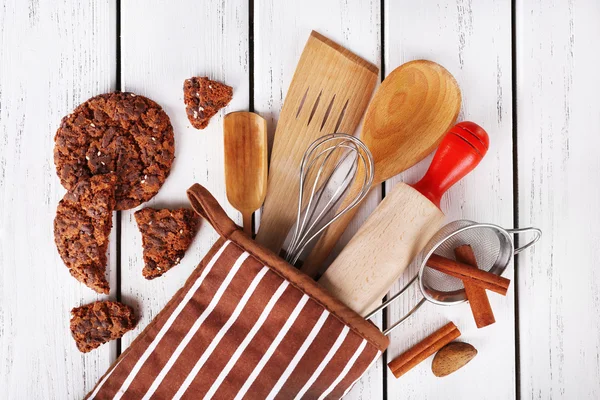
223 30 541 377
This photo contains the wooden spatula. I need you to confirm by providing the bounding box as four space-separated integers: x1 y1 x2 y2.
319 122 489 316
255 31 379 252
301 60 462 277
224 111 268 235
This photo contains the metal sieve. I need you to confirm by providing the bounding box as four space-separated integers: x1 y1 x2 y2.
367 220 542 335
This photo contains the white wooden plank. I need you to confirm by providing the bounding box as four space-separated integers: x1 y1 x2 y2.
384 1 514 398
516 1 600 398
119 0 249 349
0 1 116 398
253 1 383 398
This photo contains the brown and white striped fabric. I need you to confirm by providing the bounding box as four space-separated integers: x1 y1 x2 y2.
86 184 388 400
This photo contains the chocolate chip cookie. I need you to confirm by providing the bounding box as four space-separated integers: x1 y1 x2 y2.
70 300 137 353
54 92 175 210
183 77 233 129
134 208 200 279
54 174 116 294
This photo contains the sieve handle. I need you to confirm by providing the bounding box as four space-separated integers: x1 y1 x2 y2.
365 274 427 336
411 122 490 208
507 227 542 254
383 298 427 336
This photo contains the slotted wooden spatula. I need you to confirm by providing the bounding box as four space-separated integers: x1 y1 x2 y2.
255 30 379 253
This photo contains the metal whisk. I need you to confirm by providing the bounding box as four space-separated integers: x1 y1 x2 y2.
284 133 374 265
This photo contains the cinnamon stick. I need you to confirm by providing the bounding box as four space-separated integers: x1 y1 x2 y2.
454 245 496 328
388 322 461 378
426 254 510 296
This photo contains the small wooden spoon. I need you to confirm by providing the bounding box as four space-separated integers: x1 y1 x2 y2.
301 60 461 277
223 112 268 235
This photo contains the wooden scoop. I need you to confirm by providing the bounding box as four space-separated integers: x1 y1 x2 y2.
301 60 462 277
223 111 268 235
255 31 379 252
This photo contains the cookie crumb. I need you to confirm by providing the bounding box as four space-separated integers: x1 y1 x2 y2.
183 77 233 130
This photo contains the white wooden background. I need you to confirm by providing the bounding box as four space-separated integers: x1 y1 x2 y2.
0 0 598 399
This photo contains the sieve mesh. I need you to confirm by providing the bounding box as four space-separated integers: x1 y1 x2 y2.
375 220 540 334
420 220 509 296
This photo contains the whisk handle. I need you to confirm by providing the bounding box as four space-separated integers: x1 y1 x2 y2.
300 197 363 278
411 121 489 208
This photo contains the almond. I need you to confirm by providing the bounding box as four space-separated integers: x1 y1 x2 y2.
432 342 477 377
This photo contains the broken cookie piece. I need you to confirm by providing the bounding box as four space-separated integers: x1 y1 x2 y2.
70 300 137 353
134 208 200 279
54 174 116 294
183 77 233 129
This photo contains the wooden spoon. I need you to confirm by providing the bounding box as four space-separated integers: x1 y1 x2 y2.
223 111 268 235
300 60 462 277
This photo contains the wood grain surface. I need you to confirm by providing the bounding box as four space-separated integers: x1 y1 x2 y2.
119 0 249 353
384 1 516 399
516 0 600 398
253 2 384 398
0 0 598 399
0 1 117 398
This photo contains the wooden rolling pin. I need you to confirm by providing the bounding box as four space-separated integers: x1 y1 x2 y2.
318 122 490 316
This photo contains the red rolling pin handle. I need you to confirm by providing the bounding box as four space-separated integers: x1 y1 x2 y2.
411 121 490 208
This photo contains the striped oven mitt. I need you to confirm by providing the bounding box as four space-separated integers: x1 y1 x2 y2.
86 183 388 400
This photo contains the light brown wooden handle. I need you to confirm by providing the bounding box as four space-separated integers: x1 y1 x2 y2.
255 186 297 252
242 212 253 236
426 254 510 296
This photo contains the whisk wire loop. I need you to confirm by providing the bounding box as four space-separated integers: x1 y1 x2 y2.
285 133 374 265
288 141 358 257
